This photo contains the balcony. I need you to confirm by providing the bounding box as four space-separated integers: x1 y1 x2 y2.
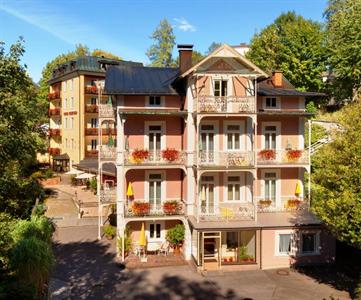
124 200 185 218
48 108 61 116
99 145 116 160
197 95 256 114
84 128 117 136
85 104 98 113
85 150 98 158
256 196 308 213
257 149 309 165
48 147 60 156
85 86 98 94
124 149 186 166
100 188 116 204
48 92 60 100
49 128 61 137
198 151 254 168
99 104 114 118
198 202 255 221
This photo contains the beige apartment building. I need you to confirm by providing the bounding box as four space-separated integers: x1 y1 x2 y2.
48 56 141 170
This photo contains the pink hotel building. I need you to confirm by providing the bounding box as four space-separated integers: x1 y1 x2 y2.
99 44 335 270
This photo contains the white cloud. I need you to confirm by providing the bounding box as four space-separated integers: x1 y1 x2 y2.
174 18 196 32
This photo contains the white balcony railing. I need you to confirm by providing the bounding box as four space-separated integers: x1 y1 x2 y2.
257 149 309 165
255 196 308 213
124 200 186 217
198 151 254 167
198 202 255 221
99 145 116 161
197 95 256 113
124 150 186 166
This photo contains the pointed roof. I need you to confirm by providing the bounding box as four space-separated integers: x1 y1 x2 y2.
180 44 268 78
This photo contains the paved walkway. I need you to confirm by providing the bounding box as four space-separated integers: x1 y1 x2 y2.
50 225 350 300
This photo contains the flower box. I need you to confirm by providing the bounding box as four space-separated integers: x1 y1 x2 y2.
132 201 150 216
258 199 272 208
85 86 97 94
286 149 303 162
163 200 182 215
161 148 180 162
131 149 149 163
85 105 98 113
258 149 276 160
285 199 302 209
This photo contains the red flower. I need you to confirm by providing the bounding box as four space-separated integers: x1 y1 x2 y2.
286 149 303 161
162 148 180 162
258 149 276 160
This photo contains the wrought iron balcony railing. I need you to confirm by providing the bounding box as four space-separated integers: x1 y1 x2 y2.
124 150 186 166
255 196 308 213
197 150 254 168
257 149 309 165
197 95 256 113
197 202 255 221
124 200 185 218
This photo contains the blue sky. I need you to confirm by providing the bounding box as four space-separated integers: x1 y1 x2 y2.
0 0 328 83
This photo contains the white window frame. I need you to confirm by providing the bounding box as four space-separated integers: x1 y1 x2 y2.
70 97 74 110
144 121 166 151
70 117 74 129
211 76 232 97
145 96 164 108
200 173 219 214
147 220 165 243
64 117 68 130
261 122 281 150
199 120 219 151
261 169 281 207
263 97 280 109
275 230 295 256
224 173 246 202
145 171 166 206
300 231 321 256
224 121 245 151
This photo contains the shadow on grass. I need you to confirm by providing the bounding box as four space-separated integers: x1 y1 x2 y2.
52 239 245 300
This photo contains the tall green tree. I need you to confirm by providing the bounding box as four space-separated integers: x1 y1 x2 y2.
246 11 327 92
312 97 361 248
146 19 176 67
91 49 122 60
0 38 45 217
325 0 361 101
207 42 222 55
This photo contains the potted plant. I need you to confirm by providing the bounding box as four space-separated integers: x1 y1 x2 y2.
286 149 303 162
286 199 302 209
161 148 180 162
258 149 276 160
103 225 116 240
131 149 149 163
258 199 272 208
132 201 150 216
117 226 132 256
239 246 250 263
163 200 182 215
166 224 185 255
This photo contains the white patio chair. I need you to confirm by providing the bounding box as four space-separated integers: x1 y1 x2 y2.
158 241 170 256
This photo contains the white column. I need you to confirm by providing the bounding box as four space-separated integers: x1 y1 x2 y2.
183 219 192 260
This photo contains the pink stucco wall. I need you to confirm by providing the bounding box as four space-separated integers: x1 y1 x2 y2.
123 95 182 109
257 96 303 111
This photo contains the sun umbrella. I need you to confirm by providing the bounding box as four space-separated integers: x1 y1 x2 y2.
107 96 112 105
139 222 146 247
75 173 96 179
295 182 301 196
126 182 134 197
108 135 114 147
201 185 206 202
65 168 84 175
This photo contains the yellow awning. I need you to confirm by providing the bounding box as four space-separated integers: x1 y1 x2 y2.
139 222 146 247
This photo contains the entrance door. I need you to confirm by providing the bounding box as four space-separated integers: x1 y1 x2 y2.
201 176 215 214
147 221 164 252
200 125 215 164
202 232 221 270
148 125 162 161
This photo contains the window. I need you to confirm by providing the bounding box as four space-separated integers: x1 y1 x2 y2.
91 97 97 105
64 98 67 110
214 80 227 96
148 173 162 210
91 139 97 150
70 97 74 109
91 118 98 128
227 176 241 201
149 223 161 239
149 96 161 107
264 172 276 202
264 125 277 150
226 124 241 150
278 234 292 255
65 138 68 148
301 233 318 254
64 117 68 129
70 117 74 129
265 97 279 109
71 138 75 149
246 79 255 96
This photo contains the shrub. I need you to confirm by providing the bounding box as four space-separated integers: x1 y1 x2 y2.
10 237 54 296
89 178 97 192
12 216 54 244
43 169 53 179
166 224 185 247
306 101 318 114
103 225 116 239
30 171 43 180
32 204 46 217
117 227 132 255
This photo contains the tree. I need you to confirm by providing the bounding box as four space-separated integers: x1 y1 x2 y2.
207 42 222 55
325 0 361 101
146 19 176 67
311 97 361 248
91 49 122 60
246 11 327 92
0 39 45 217
192 50 205 64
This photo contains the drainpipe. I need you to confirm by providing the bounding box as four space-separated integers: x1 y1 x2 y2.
260 228 263 270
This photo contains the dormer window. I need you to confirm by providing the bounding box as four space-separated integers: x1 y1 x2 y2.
264 97 280 109
149 96 161 107
214 80 227 97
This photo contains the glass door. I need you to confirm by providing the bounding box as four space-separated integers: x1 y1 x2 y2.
201 176 215 214
148 125 162 161
200 125 215 164
148 173 162 210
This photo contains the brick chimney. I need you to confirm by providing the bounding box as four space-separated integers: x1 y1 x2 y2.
272 71 283 87
178 44 193 74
